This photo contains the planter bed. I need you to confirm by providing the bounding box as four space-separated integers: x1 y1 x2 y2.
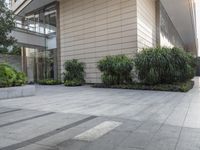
93 81 194 92
0 85 36 100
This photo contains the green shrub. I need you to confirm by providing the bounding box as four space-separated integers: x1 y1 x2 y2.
0 45 21 56
0 64 16 87
63 59 85 86
0 47 8 54
0 63 27 87
98 55 133 85
38 79 62 85
64 79 83 86
134 47 196 85
9 45 21 55
14 72 27 86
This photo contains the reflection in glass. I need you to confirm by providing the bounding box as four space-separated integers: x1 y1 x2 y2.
21 3 58 83
24 48 57 82
23 4 57 35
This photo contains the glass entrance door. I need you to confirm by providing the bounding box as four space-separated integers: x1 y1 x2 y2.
23 47 57 83
20 3 58 83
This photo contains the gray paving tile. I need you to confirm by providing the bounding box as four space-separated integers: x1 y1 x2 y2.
176 128 200 150
88 130 130 148
144 125 181 150
36 117 107 147
0 116 96 150
0 107 13 113
114 120 142 133
121 131 152 149
58 140 89 150
0 111 54 127
0 109 21 115
115 147 142 150
184 102 200 128
146 137 178 150
0 137 19 148
0 113 91 141
82 143 118 150
17 144 55 150
36 127 87 147
0 78 199 150
57 122 130 150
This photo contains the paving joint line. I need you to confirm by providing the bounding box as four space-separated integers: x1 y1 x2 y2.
143 93 186 149
110 93 178 150
174 94 193 150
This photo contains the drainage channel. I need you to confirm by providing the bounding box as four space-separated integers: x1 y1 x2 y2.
0 112 55 128
0 116 97 150
0 109 22 115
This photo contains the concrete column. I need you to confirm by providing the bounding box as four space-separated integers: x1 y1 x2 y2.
156 0 161 47
22 47 27 74
56 1 61 80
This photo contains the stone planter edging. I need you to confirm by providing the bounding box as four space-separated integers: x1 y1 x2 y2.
0 85 36 100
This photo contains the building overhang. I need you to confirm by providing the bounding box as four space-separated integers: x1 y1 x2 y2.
161 0 198 55
13 0 57 16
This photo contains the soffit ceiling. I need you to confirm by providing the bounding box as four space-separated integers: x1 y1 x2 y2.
161 0 197 53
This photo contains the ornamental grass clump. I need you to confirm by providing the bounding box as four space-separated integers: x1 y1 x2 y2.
98 55 133 85
63 59 85 86
134 47 196 85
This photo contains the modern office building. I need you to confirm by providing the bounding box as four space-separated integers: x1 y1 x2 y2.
10 0 198 83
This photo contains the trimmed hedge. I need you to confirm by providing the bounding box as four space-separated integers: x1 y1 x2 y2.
38 79 62 85
134 47 196 85
96 47 196 92
64 79 83 86
0 63 27 88
98 55 133 85
93 81 194 92
63 59 85 86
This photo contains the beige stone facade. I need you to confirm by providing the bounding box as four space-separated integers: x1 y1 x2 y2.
10 0 198 83
137 0 156 50
59 0 157 83
60 0 137 83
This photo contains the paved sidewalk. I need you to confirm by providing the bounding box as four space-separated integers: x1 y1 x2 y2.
0 78 200 150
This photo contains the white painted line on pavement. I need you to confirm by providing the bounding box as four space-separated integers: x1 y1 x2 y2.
73 121 122 141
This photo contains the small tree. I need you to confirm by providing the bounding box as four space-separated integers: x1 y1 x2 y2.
0 0 15 52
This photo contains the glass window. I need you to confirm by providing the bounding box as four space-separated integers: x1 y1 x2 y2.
21 3 58 82
23 4 57 35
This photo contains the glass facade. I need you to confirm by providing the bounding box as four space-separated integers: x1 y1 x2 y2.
22 4 57 34
24 48 57 82
21 3 58 82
